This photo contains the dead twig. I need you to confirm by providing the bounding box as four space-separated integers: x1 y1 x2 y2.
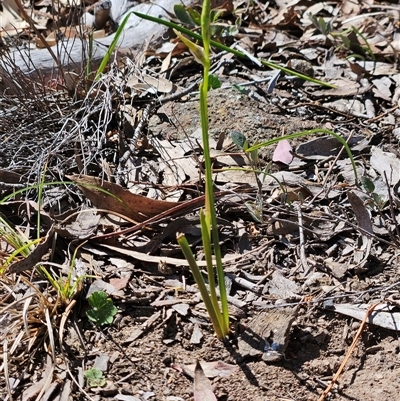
296 203 311 276
317 301 382 401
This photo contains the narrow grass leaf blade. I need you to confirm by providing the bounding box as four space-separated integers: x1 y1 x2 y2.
95 12 132 80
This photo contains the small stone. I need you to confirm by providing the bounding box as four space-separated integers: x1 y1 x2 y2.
172 303 190 316
94 354 109 372
190 324 203 345
100 382 117 397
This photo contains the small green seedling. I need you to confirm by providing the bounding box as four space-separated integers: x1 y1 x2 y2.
86 291 117 326
309 14 375 60
84 368 107 388
231 130 264 222
361 176 386 210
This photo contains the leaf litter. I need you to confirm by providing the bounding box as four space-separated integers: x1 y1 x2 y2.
1 0 400 400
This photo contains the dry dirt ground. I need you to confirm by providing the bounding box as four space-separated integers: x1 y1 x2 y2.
1 1 400 401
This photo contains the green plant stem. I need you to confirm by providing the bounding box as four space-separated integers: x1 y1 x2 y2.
200 209 220 322
132 11 335 88
177 233 224 339
200 0 229 336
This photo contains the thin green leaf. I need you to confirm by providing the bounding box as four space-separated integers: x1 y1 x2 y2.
210 9 224 22
177 233 224 339
200 209 220 318
95 12 132 80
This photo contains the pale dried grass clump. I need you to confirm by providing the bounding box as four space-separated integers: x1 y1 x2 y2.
0 54 126 184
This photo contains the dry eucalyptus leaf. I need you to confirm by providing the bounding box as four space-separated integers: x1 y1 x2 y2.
347 191 373 235
327 303 400 331
370 147 400 186
68 175 177 222
127 74 175 94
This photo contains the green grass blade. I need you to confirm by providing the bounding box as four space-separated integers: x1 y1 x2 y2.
95 12 132 80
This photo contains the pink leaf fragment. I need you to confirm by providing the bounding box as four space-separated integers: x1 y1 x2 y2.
272 139 293 165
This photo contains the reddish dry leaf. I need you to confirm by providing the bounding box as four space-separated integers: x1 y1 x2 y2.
109 277 130 291
67 175 178 222
347 191 373 235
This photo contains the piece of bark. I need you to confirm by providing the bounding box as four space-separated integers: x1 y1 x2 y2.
0 0 194 90
238 307 297 363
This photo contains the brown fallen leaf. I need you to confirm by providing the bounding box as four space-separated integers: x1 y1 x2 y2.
173 360 238 379
67 175 177 222
194 361 217 401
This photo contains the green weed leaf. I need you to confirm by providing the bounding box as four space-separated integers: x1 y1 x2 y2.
208 74 221 89
187 7 201 26
84 368 107 388
174 4 196 27
361 176 375 193
231 130 247 149
210 9 224 22
372 193 386 210
86 291 117 326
